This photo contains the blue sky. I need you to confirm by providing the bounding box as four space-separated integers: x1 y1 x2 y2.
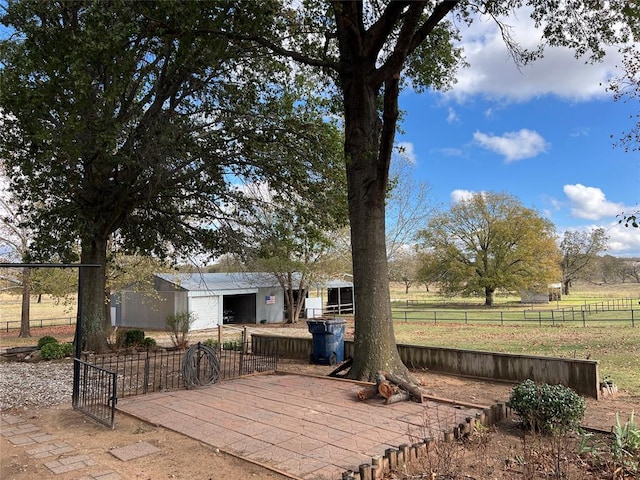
395 16 640 258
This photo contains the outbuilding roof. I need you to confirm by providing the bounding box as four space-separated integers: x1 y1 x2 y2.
155 272 280 292
155 272 354 293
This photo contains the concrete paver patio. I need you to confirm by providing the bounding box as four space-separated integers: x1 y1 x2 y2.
117 373 485 480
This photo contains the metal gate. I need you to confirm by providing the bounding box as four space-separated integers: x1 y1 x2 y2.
72 358 117 429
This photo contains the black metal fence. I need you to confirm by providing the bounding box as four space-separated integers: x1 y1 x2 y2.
72 358 117 429
80 337 279 400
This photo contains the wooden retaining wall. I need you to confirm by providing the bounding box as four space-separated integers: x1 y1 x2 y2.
251 334 601 399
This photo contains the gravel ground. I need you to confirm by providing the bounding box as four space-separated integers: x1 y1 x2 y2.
0 360 73 411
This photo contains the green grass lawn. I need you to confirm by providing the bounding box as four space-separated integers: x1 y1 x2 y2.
389 282 640 394
392 321 640 394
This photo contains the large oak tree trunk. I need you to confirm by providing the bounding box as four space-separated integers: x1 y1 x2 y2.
79 237 109 353
340 66 409 382
485 287 495 306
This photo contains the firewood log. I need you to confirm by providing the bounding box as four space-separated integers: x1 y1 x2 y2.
385 373 425 403
385 391 411 405
357 385 379 400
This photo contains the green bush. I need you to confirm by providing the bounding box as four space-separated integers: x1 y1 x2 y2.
223 340 243 351
579 411 639 476
203 338 218 348
507 379 585 434
122 329 146 347
37 336 58 350
40 342 74 360
141 337 157 349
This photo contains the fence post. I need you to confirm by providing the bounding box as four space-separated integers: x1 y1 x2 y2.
433 311 437 324
500 312 503 326
405 311 408 323
582 309 586 327
551 310 555 326
465 312 468 324
539 311 542 326
632 309 635 328
143 351 150 395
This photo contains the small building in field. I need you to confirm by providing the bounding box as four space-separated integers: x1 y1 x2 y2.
110 272 354 331
520 283 563 304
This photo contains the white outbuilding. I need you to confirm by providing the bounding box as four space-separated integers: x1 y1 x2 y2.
110 272 354 331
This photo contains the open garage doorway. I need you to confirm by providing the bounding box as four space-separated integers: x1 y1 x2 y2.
222 293 256 324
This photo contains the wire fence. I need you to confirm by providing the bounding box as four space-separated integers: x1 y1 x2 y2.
3 298 638 332
393 297 639 327
2 316 75 332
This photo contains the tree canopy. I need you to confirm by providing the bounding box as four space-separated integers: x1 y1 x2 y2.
2 1 633 374
559 228 608 295
0 1 344 351
215 0 632 380
417 192 562 306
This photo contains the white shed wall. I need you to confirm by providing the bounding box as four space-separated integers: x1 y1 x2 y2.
188 293 220 330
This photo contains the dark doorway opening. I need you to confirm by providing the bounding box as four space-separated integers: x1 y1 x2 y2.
222 293 256 324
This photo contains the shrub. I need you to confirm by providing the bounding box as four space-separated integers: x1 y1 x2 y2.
166 311 195 349
40 342 74 360
120 329 146 348
223 340 243 351
612 411 640 473
579 411 639 476
507 379 585 434
141 337 157 349
203 338 218 348
37 336 58 350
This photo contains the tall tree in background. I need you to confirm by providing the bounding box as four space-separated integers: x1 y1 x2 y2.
0 2 339 351
609 3 639 153
417 192 561 306
560 228 608 295
0 175 31 337
198 0 633 381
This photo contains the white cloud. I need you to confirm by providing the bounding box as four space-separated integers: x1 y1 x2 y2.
473 129 549 162
607 222 640 256
558 222 640 257
563 184 625 220
450 189 478 203
448 12 622 102
396 141 417 164
447 107 459 123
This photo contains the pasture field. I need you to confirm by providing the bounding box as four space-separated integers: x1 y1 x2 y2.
1 283 638 393
388 281 640 394
0 293 77 332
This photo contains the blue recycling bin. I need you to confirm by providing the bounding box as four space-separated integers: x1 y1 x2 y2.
307 318 346 365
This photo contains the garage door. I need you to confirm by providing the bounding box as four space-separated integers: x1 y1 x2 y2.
189 295 219 330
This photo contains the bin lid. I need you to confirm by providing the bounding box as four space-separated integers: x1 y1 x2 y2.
306 317 346 324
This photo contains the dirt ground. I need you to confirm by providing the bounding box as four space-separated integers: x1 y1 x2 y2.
2 363 639 480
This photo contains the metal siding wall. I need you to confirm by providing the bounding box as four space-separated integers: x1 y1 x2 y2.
255 287 284 323
114 291 177 330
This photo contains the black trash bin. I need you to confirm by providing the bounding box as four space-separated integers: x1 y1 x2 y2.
307 317 346 365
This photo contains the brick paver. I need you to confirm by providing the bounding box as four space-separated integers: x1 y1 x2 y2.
109 441 160 461
44 454 97 474
118 373 488 480
26 440 75 458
